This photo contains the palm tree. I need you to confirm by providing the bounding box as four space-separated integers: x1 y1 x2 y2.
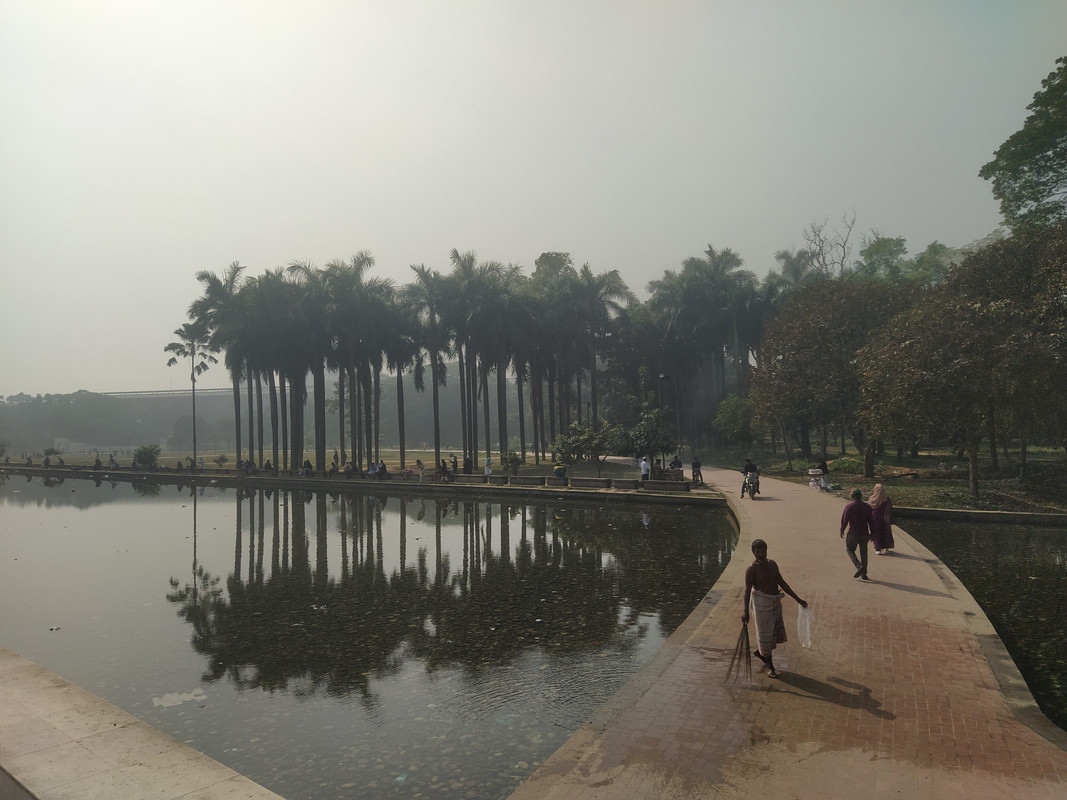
165 321 218 466
443 249 503 466
242 268 295 472
286 261 333 471
644 245 754 449
529 253 580 449
574 264 634 429
324 251 391 470
380 288 419 468
408 264 449 468
189 262 246 465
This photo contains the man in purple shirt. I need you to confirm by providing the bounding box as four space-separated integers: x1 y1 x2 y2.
840 488 874 580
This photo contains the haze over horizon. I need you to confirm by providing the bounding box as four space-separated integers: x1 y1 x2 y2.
2 1 1064 397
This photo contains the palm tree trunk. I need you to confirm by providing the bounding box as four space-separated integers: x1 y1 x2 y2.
590 342 599 430
338 368 347 465
190 366 198 466
547 362 557 447
457 347 468 461
431 355 442 468
289 373 304 471
347 367 358 467
516 369 527 461
267 371 279 472
396 370 406 469
354 373 364 470
280 374 288 471
496 353 507 458
361 363 373 469
313 363 327 471
231 375 242 465
256 373 264 469
575 365 583 426
246 369 254 467
481 362 491 461
468 347 479 463
531 366 543 464
373 367 381 463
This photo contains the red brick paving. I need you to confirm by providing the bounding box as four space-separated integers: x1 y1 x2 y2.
508 468 1067 800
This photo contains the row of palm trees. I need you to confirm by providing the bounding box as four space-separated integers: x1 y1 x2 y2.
167 246 821 473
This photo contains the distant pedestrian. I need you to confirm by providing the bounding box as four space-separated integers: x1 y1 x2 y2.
840 488 874 579
640 456 650 482
742 539 807 679
869 484 895 554
484 455 492 475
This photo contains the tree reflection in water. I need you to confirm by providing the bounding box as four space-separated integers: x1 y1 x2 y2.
166 489 736 798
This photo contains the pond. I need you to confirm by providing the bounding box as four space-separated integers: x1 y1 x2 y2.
0 474 737 800
905 519 1067 731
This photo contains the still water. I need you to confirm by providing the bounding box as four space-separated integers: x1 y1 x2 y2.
905 519 1067 731
0 474 737 799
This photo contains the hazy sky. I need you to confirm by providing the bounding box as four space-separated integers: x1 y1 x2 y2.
2 1 1064 396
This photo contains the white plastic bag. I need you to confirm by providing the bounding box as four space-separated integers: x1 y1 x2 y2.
797 605 814 648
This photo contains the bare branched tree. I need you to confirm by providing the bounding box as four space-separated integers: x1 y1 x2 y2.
803 210 857 278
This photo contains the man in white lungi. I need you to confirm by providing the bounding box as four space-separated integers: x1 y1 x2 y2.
742 539 807 678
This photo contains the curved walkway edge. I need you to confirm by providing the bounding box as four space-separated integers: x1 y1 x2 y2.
0 648 285 800
507 467 1067 800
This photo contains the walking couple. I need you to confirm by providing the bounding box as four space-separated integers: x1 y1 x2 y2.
840 484 895 580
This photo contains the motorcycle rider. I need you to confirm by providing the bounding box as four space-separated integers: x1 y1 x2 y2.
741 458 760 497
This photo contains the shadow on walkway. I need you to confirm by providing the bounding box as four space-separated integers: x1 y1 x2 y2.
774 673 896 719
867 579 954 598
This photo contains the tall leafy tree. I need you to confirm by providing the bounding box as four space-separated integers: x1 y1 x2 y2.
750 279 915 460
860 222 1067 495
980 56 1067 229
164 321 218 465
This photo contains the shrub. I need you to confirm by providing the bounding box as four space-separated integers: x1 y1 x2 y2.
501 450 522 476
132 444 161 468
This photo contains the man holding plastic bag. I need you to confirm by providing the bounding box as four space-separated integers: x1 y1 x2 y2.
742 539 809 678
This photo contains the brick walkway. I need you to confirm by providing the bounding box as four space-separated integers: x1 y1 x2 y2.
508 468 1067 800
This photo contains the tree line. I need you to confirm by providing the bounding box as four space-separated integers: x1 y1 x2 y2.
165 234 953 474
161 56 1066 497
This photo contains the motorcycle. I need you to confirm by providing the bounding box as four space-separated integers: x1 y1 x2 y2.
741 470 760 499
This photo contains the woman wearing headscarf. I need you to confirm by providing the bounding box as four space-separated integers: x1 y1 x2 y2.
869 483 895 554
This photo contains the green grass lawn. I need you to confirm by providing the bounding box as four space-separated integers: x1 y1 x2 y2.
705 446 1067 513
